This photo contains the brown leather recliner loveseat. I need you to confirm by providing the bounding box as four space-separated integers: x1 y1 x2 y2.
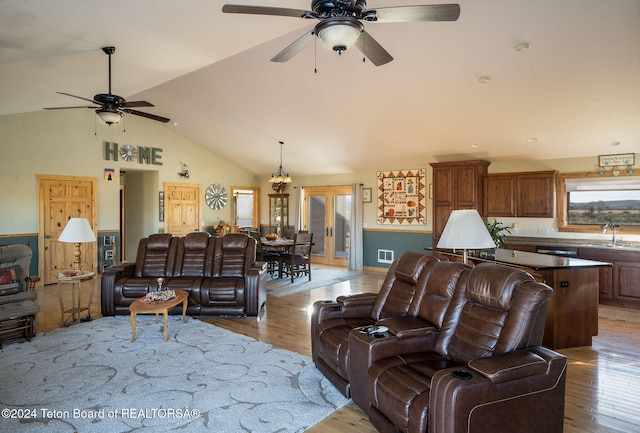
101 232 267 317
311 251 567 433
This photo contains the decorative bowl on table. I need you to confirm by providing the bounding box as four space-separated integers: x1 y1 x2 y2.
144 289 176 302
265 233 278 241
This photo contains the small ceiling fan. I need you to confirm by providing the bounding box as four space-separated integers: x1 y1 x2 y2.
222 0 460 66
44 46 170 125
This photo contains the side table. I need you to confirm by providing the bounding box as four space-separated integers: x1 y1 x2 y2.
57 272 95 326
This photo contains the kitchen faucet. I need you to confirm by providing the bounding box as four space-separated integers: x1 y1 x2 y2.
602 222 618 247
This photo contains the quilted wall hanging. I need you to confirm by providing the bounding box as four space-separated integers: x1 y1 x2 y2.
377 168 426 225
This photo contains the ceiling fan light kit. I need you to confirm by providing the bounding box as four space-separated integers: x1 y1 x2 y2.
223 1 460 66
316 18 363 54
96 108 123 125
44 46 170 125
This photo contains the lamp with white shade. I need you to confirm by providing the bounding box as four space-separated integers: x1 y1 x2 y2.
58 218 97 274
436 209 495 264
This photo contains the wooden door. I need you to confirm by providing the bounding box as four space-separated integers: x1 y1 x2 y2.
484 174 517 217
303 186 351 267
39 175 97 285
164 183 202 236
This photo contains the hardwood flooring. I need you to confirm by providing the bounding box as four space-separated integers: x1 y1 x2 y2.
28 270 640 433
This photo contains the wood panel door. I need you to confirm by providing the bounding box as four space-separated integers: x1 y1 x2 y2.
39 175 97 285
164 182 201 236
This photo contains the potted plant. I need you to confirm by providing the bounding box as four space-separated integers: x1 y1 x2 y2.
486 220 512 248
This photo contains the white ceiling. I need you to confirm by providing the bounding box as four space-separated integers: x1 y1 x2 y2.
1 0 639 177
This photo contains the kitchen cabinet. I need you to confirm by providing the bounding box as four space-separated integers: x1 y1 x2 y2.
430 160 490 248
484 171 557 218
579 247 640 308
432 248 609 349
268 194 289 237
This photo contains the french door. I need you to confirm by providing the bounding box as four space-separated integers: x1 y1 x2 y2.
303 186 351 267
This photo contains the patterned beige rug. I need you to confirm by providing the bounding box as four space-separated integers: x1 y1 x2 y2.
0 316 348 432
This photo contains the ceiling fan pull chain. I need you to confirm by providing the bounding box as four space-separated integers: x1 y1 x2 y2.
314 37 318 73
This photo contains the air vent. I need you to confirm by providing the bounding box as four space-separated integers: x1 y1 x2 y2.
378 249 394 264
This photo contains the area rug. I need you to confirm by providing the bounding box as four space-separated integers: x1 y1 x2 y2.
0 316 349 433
267 267 366 297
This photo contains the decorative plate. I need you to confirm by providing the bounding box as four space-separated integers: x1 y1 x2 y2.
205 183 227 210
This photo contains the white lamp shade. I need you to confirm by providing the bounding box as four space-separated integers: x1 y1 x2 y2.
437 210 495 250
58 218 97 243
96 109 123 125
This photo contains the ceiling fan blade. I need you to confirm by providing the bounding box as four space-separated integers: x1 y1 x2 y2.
368 4 460 23
354 32 393 66
56 92 100 105
44 106 97 110
125 109 170 123
271 30 316 62
123 100 154 108
222 4 311 19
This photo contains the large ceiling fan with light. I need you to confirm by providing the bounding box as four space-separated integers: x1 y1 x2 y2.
222 0 460 66
44 46 170 125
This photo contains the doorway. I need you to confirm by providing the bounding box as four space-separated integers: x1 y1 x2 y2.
303 185 352 267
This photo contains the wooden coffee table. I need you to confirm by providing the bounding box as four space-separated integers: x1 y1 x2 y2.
129 289 188 342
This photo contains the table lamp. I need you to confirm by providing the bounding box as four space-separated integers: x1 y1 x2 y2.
58 217 97 274
437 209 495 264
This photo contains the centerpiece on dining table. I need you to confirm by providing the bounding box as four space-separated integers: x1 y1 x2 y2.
265 233 278 241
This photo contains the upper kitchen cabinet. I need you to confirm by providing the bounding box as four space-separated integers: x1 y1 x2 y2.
484 171 557 218
431 160 490 247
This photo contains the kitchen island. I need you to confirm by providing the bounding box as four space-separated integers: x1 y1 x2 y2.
430 248 612 349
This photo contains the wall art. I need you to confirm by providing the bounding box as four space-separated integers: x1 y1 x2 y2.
377 168 426 225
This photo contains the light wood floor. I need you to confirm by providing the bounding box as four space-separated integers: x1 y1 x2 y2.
28 271 640 433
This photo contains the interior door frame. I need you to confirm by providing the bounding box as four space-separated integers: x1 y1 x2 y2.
303 185 351 267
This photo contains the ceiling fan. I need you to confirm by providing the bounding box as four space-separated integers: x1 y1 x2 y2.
44 46 170 125
222 1 460 66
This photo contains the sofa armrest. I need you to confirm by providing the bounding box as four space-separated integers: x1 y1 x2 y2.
468 350 548 384
312 293 378 324
244 261 267 316
100 262 135 316
428 347 567 433
349 322 437 409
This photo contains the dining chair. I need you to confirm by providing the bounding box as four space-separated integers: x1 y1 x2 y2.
250 232 280 277
279 232 313 283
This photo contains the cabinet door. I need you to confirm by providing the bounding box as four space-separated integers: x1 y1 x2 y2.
578 248 613 302
455 165 481 208
433 167 454 204
615 261 640 306
484 174 516 217
517 172 556 217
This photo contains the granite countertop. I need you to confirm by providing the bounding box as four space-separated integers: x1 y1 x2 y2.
506 236 640 251
478 249 612 270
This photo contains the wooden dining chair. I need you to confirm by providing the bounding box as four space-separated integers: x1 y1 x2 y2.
279 232 313 283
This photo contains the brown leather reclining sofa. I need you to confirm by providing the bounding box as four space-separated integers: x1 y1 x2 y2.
101 232 267 317
312 251 567 433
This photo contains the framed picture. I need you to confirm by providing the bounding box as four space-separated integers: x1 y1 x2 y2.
377 168 426 225
104 249 113 260
159 191 165 222
362 188 372 203
104 235 115 246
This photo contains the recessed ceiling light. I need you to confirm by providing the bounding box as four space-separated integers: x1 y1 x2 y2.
609 141 621 146
471 143 479 148
527 137 538 143
514 41 531 53
478 76 491 84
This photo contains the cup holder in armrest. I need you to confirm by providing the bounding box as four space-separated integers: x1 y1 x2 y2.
451 370 473 380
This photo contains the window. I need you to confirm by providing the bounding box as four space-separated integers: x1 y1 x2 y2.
558 172 640 233
230 186 259 230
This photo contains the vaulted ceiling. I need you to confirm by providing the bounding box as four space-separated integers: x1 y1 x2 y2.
1 0 639 177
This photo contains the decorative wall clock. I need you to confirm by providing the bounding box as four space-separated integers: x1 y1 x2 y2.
205 183 227 210
120 144 138 162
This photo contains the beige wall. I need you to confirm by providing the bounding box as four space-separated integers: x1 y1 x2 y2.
0 109 258 235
